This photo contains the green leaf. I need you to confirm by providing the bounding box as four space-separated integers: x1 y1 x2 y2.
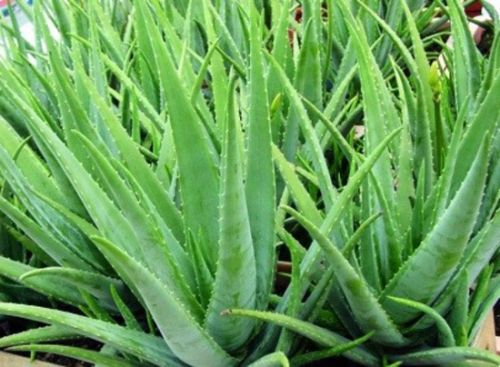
291 332 374 367
205 79 256 352
284 206 406 347
272 145 323 226
246 9 276 311
448 0 482 115
91 237 237 367
8 344 135 367
388 296 455 347
248 352 290 367
393 347 500 366
381 138 491 324
0 303 180 366
225 308 378 366
134 0 220 269
20 267 129 312
0 326 78 348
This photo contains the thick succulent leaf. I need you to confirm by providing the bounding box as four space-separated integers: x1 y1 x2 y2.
0 117 62 202
76 65 184 244
245 8 276 311
248 352 290 367
460 213 500 285
388 296 455 347
224 309 379 367
20 267 129 312
392 347 500 366
267 53 336 209
407 213 500 334
4 88 202 318
0 257 76 308
205 80 257 352
72 131 200 317
338 0 401 277
134 0 220 269
291 332 374 367
0 303 180 366
0 326 78 348
285 207 407 347
448 271 470 347
8 344 135 367
381 139 491 323
294 18 322 109
295 128 401 292
451 74 500 195
272 145 323 226
0 196 89 270
92 237 238 367
448 0 482 115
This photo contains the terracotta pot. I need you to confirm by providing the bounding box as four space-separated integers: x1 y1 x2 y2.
466 1 482 17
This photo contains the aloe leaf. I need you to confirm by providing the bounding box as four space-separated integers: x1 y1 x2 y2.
224 309 379 367
8 344 135 367
342 212 382 257
392 347 500 366
284 206 407 347
468 275 499 342
291 332 374 367
388 296 455 347
267 53 336 210
205 79 256 352
460 213 500 285
0 197 90 270
296 128 401 292
20 267 128 312
109 285 142 332
200 0 230 130
71 131 200 315
272 145 323 226
247 352 290 367
399 0 435 193
294 18 322 109
0 326 78 348
448 0 482 115
134 0 220 269
447 271 469 347
245 9 276 311
91 237 237 366
0 302 179 366
0 256 90 308
407 213 500 334
451 74 500 196
0 117 62 202
76 70 184 243
381 138 491 324
338 0 401 277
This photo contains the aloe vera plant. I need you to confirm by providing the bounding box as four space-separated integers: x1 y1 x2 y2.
0 0 498 366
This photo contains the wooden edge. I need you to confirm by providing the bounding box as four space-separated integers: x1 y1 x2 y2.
0 351 63 367
472 310 497 353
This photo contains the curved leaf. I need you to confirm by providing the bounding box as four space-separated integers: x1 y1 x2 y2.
205 79 256 352
0 302 179 366
224 308 379 367
8 344 135 367
92 237 238 366
382 139 491 323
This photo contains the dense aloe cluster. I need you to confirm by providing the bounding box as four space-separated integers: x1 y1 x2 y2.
0 0 498 366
